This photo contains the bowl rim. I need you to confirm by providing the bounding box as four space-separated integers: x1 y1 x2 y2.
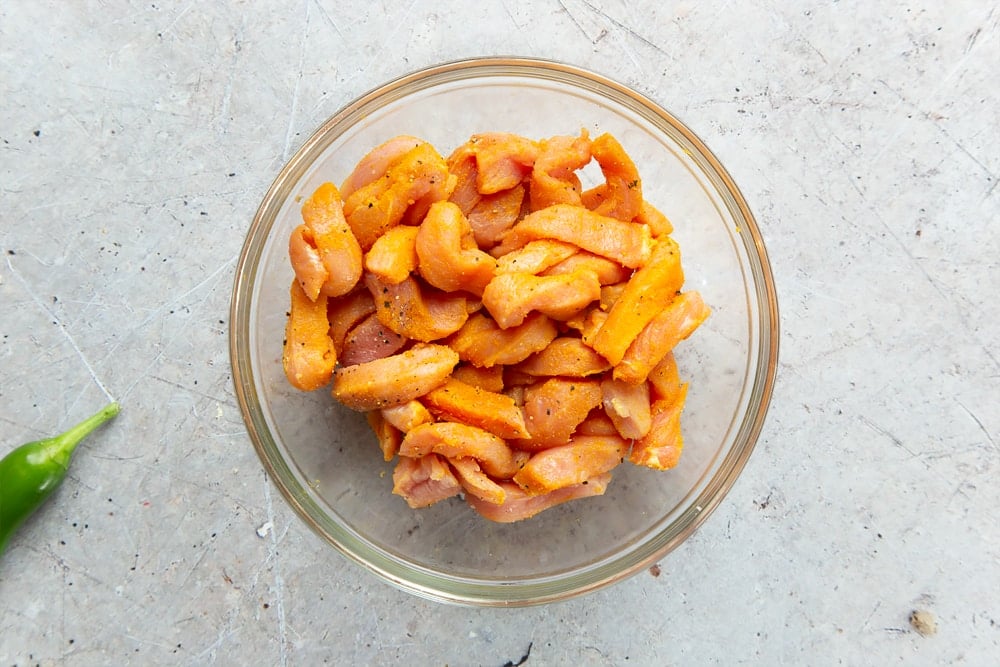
230 55 780 606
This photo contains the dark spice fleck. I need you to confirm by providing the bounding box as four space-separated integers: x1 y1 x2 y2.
502 642 532 667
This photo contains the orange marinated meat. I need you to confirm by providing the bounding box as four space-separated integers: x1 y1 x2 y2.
326 289 376 356
422 377 530 439
481 269 601 328
415 201 497 296
341 135 425 199
339 312 407 366
285 130 707 521
446 143 481 214
517 377 603 450
399 421 528 479
614 290 711 384
447 312 558 367
380 400 434 433
529 131 591 211
629 385 688 470
364 224 420 285
288 225 327 301
366 273 469 342
599 282 629 313
495 239 579 276
583 132 643 222
404 167 460 227
290 182 364 300
589 237 684 366
468 132 540 194
282 280 336 391
450 363 505 393
574 306 609 344
646 351 682 401
514 336 611 378
467 185 525 248
466 473 611 522
635 200 673 237
366 410 403 461
343 142 453 249
392 453 462 508
601 377 652 440
541 251 632 285
575 409 619 436
332 343 459 411
449 457 507 505
494 204 653 268
502 369 536 390
512 435 627 494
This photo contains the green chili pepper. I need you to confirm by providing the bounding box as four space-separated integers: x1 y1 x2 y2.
0 401 120 556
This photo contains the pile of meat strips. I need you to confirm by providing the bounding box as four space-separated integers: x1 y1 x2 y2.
282 131 709 522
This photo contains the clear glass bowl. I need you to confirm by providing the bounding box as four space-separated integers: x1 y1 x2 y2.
230 57 779 606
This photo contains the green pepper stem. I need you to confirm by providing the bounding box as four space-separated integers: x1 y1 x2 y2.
46 402 121 468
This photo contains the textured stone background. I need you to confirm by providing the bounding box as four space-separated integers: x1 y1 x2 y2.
1 1 997 664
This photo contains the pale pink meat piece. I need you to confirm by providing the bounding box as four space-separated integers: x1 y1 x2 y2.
466 473 612 523
481 269 602 328
399 421 528 479
512 435 627 494
392 454 462 508
380 400 434 433
449 457 506 505
446 312 559 368
340 135 425 199
601 377 653 440
339 312 407 366
415 201 496 296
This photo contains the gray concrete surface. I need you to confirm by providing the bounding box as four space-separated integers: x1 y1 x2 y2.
1 1 998 664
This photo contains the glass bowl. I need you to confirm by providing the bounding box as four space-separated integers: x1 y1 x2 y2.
230 57 778 606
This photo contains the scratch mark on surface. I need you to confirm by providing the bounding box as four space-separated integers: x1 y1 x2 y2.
868 208 1000 374
343 0 418 89
0 414 40 432
859 415 915 456
160 0 195 36
178 545 212 590
964 27 982 53
933 124 998 182
282 0 311 162
5 256 114 401
217 16 247 139
146 374 233 406
114 253 237 403
263 477 290 666
123 634 178 652
195 498 288 665
558 0 604 44
137 253 237 329
311 0 345 37
869 29 988 166
580 0 670 57
956 401 998 451
499 0 525 29
861 600 882 631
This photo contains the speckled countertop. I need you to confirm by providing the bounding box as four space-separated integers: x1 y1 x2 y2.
1 1 997 664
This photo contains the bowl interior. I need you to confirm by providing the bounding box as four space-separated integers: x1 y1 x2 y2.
232 59 776 604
